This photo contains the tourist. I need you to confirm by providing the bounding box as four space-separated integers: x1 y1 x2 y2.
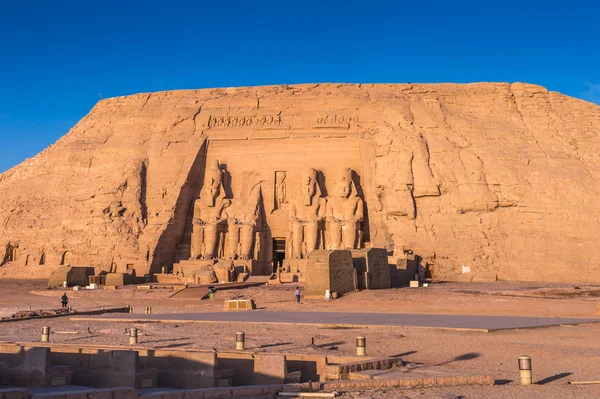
61 293 68 309
295 287 301 304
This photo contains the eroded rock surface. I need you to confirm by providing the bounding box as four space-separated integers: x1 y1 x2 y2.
1 83 599 282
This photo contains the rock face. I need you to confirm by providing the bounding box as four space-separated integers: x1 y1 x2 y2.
1 83 599 282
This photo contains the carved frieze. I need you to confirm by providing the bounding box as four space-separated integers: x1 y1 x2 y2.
316 114 358 128
207 113 282 129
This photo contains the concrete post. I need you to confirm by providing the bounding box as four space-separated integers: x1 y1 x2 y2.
356 336 366 356
236 331 245 350
129 327 138 345
41 326 50 342
518 355 532 385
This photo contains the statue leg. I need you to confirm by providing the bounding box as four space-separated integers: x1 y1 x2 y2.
304 222 318 256
292 221 303 259
218 230 225 258
328 220 342 250
227 221 239 259
203 224 218 259
191 224 204 259
240 225 254 260
342 221 357 249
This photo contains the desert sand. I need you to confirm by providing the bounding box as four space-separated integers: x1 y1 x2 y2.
1 280 600 398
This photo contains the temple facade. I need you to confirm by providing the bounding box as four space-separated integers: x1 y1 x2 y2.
170 115 372 283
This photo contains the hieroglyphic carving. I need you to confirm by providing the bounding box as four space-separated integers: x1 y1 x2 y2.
208 113 282 129
325 168 364 250
274 171 287 209
316 114 358 127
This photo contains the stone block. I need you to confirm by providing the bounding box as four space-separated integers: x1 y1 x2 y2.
230 386 266 397
61 393 87 399
280 383 305 392
87 389 114 399
111 351 138 372
253 354 287 385
0 388 29 399
89 351 113 369
200 388 232 399
351 248 390 290
111 389 138 399
305 250 354 298
23 346 51 370
147 393 180 399
48 266 95 287
104 273 135 287
182 390 205 399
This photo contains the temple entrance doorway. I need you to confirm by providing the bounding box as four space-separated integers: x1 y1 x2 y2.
273 238 286 272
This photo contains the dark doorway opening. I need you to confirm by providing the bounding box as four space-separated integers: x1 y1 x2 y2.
273 238 286 271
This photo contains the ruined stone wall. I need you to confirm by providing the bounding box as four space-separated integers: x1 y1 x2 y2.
305 250 355 298
1 83 599 282
354 248 390 290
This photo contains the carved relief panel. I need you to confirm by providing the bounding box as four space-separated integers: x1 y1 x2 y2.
274 171 287 210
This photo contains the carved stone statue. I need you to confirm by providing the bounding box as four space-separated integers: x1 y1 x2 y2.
228 183 262 260
191 160 231 259
326 168 364 250
289 168 326 259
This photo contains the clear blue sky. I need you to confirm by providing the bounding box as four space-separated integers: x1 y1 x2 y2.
1 0 599 173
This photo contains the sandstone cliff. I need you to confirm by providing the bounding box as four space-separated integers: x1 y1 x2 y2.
1 83 599 282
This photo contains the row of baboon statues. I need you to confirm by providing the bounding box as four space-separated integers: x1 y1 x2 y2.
190 161 364 261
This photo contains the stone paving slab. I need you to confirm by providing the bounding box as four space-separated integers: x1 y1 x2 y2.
71 311 600 332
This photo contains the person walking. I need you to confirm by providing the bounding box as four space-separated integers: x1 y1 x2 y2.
294 287 301 304
61 293 68 309
208 286 216 300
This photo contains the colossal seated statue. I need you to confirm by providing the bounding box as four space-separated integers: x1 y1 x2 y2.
288 168 326 259
227 183 262 260
325 168 364 250
191 161 232 260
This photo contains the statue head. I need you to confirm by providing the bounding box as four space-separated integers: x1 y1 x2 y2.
335 168 356 199
202 160 224 207
301 168 319 206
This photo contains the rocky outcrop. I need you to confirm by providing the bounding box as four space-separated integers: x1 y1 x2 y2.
1 83 599 282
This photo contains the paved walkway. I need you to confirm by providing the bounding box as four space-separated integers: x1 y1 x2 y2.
72 311 600 332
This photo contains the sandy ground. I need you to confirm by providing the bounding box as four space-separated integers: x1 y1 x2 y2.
1 279 600 398
3 279 600 318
